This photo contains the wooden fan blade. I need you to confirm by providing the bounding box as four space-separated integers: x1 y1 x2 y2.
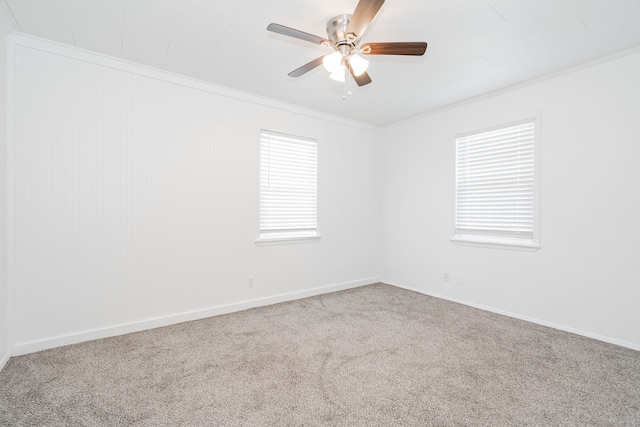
346 0 385 40
361 42 428 56
346 61 372 86
288 56 325 77
267 23 329 45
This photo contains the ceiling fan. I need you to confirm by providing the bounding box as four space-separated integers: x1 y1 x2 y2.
267 0 427 87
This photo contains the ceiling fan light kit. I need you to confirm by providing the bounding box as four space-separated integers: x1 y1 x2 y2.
330 66 346 83
349 54 369 77
322 51 342 73
267 0 427 88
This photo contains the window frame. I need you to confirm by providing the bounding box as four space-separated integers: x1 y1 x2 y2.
450 113 541 252
255 129 321 246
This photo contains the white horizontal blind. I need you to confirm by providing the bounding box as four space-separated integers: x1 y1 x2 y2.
260 130 318 239
455 120 535 241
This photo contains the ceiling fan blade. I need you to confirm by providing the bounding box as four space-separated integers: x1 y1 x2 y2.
267 23 329 45
346 0 385 40
361 42 428 56
346 61 372 87
288 56 325 77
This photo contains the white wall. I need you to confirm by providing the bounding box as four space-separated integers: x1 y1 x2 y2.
5 33 640 359
380 49 640 350
0 9 12 369
9 35 380 354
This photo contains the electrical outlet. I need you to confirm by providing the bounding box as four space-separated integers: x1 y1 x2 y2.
443 272 450 283
456 275 464 286
248 276 254 288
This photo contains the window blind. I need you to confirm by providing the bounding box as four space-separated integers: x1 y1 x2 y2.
455 120 535 241
259 130 317 239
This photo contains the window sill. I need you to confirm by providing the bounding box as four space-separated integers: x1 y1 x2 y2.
255 235 322 246
450 236 540 252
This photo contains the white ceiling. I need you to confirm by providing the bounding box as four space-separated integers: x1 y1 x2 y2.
3 0 640 125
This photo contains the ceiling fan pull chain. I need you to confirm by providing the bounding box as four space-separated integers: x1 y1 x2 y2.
343 71 352 101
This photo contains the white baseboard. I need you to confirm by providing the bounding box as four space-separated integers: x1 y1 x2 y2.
12 277 378 356
0 351 10 371
385 281 640 352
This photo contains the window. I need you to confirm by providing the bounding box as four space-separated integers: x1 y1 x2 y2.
453 117 539 250
257 130 319 244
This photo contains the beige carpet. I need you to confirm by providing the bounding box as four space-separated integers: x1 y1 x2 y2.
1 283 639 426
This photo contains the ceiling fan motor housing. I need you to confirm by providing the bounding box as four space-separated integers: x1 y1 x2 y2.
327 14 355 48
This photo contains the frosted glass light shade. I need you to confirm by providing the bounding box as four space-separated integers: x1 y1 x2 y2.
323 51 342 72
349 54 369 76
329 65 346 82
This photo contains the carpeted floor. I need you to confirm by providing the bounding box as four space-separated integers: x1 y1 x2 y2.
1 283 639 426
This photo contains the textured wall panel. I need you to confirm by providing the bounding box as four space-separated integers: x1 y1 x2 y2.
10 36 380 349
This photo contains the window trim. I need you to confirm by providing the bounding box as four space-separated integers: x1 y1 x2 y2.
451 113 541 251
255 129 321 246
255 235 321 246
